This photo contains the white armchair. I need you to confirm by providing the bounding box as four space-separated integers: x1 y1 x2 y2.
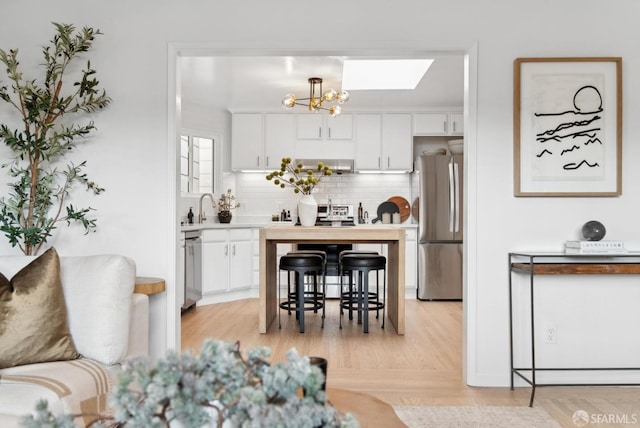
0 253 149 427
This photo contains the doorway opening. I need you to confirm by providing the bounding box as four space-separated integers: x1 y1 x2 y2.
167 45 478 384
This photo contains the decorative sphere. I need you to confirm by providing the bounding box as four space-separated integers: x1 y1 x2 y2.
581 220 606 241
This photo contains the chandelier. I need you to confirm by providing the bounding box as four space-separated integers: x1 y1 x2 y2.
281 77 350 117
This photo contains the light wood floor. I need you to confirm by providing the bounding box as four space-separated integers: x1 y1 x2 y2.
182 299 640 427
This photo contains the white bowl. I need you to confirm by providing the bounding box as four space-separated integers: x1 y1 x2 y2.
448 139 464 154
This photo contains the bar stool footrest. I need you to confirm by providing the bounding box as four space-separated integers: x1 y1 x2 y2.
341 291 378 301
279 300 324 312
340 300 385 312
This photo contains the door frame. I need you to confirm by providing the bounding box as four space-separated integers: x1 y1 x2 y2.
167 42 480 384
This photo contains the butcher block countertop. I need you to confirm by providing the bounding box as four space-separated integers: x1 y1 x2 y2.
260 224 407 242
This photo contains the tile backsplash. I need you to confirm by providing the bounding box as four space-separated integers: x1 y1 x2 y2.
180 171 416 224
234 171 416 223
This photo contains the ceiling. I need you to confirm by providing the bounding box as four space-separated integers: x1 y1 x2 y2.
180 54 464 112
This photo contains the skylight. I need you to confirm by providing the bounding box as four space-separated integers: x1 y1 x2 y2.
341 59 434 90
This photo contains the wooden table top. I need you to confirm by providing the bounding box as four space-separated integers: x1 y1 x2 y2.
260 225 405 243
134 276 166 295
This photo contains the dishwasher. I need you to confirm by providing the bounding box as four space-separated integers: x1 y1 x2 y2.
182 230 202 311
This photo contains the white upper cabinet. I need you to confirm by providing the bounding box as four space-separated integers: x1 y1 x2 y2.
449 113 464 134
382 113 413 171
231 113 294 171
355 113 412 172
413 112 463 136
264 114 295 170
296 113 353 140
231 113 263 170
354 114 382 170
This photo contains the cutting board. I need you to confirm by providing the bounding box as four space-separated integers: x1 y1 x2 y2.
387 196 410 223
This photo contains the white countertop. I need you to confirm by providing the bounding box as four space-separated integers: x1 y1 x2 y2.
180 217 418 232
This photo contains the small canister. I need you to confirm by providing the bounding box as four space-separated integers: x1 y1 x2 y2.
392 212 401 224
382 213 391 224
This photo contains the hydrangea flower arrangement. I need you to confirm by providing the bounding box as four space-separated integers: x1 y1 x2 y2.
266 158 332 195
21 339 358 428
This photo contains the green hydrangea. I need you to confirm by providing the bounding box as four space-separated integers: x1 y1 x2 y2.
20 339 358 428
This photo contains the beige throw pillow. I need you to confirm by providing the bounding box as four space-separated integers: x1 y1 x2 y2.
0 247 79 369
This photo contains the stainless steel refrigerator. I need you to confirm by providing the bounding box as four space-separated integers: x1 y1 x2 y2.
417 152 463 300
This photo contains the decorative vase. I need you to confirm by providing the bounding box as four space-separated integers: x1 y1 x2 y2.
298 194 318 227
218 210 232 224
581 220 606 241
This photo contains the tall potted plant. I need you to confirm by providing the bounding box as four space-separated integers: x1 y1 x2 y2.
0 23 110 255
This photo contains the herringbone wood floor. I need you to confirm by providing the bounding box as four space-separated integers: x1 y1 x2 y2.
182 299 640 427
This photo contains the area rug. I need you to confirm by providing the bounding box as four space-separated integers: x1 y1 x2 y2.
393 405 561 428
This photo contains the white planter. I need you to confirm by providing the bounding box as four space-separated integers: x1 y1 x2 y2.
297 194 318 227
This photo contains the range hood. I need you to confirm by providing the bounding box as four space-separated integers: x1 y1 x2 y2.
295 158 354 174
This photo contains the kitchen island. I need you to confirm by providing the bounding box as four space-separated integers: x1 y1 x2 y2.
259 225 406 334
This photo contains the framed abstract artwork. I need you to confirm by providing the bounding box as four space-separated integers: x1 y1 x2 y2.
514 57 622 196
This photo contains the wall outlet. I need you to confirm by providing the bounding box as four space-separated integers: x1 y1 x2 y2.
544 326 557 344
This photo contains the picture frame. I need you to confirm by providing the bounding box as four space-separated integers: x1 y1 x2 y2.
514 57 622 197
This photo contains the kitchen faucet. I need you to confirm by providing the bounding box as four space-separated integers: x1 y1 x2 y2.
198 193 215 223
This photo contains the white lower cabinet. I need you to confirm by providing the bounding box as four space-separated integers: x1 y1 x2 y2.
202 228 253 294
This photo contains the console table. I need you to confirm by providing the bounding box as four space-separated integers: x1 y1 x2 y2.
508 251 640 406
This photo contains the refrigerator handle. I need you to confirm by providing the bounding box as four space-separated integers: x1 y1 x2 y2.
448 160 455 233
453 161 460 233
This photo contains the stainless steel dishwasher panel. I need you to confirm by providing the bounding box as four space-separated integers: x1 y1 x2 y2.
183 230 202 311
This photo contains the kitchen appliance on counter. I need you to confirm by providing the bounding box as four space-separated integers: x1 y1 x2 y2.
296 203 356 227
417 151 463 300
182 230 202 311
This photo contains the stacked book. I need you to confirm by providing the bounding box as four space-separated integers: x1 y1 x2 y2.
565 240 627 255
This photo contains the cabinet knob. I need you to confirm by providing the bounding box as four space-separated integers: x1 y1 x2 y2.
232 244 236 256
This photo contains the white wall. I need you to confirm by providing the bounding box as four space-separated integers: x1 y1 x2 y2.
1 0 639 385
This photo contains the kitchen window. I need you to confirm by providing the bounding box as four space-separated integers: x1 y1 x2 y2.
180 132 215 194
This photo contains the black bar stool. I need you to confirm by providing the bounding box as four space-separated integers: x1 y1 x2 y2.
278 253 325 333
285 250 327 316
339 253 386 333
339 250 380 322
